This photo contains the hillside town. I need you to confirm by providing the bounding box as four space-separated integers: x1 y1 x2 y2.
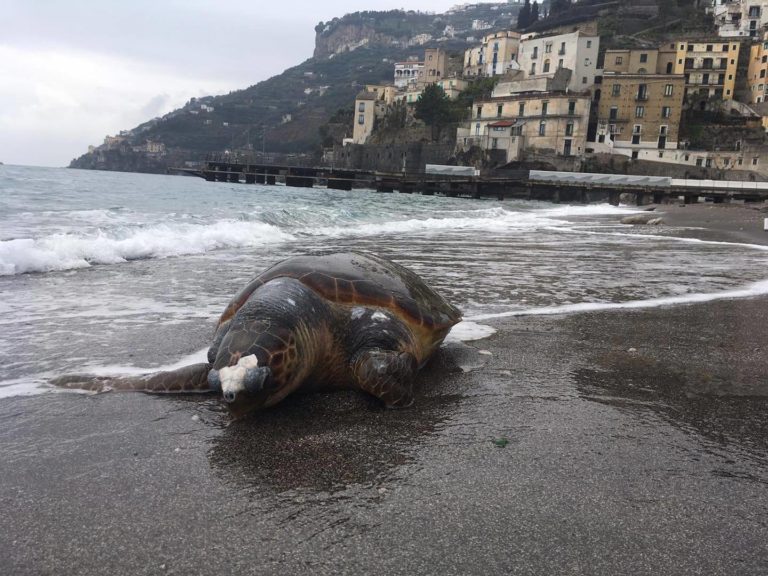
340 0 768 179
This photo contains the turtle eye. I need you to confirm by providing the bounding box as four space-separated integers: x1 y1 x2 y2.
243 367 271 393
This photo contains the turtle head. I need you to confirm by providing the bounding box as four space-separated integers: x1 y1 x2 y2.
207 354 274 417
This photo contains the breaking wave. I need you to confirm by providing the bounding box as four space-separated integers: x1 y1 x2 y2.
0 220 295 276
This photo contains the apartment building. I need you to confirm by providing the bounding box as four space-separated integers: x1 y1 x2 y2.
748 33 768 102
672 40 740 100
457 90 592 161
603 47 678 75
593 73 686 159
516 30 600 91
394 61 424 89
711 0 768 38
463 30 521 77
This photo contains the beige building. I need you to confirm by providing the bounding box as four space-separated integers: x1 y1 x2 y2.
603 47 678 75
396 77 469 104
463 30 521 77
457 91 592 161
420 48 447 87
748 34 768 102
517 30 600 91
593 73 686 159
672 40 740 100
351 85 396 145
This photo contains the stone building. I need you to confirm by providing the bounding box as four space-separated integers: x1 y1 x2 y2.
420 48 447 87
592 73 686 159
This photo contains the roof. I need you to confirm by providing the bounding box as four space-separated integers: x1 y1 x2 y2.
355 92 378 101
489 120 518 128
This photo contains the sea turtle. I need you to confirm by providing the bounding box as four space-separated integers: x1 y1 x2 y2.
54 251 462 417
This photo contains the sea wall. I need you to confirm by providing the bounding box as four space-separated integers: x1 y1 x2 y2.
333 143 455 173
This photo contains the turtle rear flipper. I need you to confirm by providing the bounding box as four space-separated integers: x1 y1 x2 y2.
51 363 214 395
352 350 417 408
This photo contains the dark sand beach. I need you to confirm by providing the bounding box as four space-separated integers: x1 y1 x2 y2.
2 203 768 575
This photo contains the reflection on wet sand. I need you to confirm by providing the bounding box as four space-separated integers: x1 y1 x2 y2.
207 345 478 494
568 305 768 469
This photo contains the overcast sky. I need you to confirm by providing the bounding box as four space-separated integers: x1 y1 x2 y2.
0 1 475 167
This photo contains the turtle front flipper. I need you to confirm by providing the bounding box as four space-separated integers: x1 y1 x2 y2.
352 349 417 408
51 362 215 395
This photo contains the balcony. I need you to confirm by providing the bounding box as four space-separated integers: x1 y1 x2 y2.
635 94 649 101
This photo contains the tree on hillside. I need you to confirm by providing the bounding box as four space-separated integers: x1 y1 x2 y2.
531 1 540 23
517 0 532 29
549 0 572 15
415 84 460 141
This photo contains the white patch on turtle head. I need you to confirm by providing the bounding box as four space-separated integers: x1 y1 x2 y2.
219 354 259 396
351 306 366 320
371 311 388 322
286 298 296 306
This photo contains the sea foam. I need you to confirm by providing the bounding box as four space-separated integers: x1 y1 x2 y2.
0 220 294 275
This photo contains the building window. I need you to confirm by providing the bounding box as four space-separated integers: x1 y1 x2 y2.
559 42 566 55
696 158 703 166
637 84 648 100
497 104 503 117
358 102 365 112
705 158 712 168
475 123 481 135
543 59 551 73
492 137 498 149
565 122 574 136
609 106 618 120
587 40 592 48
558 59 564 69
664 84 674 96
542 101 548 116
530 63 536 75
582 77 588 84
660 125 668 135
659 151 664 158
753 157 760 165
687 45 693 52
640 53 648 63
761 70 766 79
615 56 623 65
532 46 538 59
568 100 576 115
358 114 365 125
612 84 621 96
632 150 639 159
545 43 552 53
633 124 642 134
539 121 546 136
662 106 671 118
723 44 729 51
518 102 525 116
635 106 645 118
477 106 482 118
738 158 743 165
706 44 713 51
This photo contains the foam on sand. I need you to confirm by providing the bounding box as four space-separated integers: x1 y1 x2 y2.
468 278 768 321
445 321 497 343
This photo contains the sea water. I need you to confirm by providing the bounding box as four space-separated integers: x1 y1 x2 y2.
1 165 767 397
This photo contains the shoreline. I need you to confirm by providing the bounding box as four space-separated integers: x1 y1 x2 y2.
1 197 768 575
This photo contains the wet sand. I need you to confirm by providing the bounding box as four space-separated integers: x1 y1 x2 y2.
2 205 768 575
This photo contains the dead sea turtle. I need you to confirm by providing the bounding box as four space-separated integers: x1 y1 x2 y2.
54 251 461 417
